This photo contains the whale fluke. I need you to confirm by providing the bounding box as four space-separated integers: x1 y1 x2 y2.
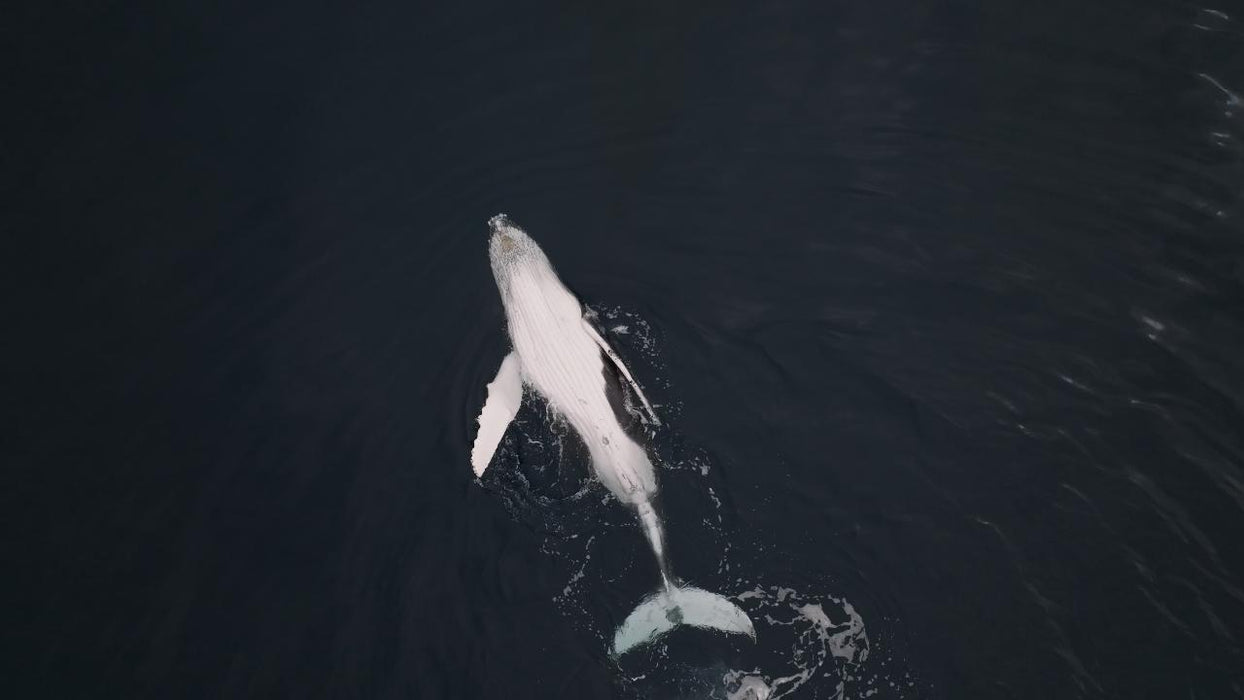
613 585 756 656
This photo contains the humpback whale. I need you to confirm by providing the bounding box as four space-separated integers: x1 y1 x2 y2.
471 214 755 656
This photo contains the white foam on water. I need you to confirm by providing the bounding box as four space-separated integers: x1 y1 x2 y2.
554 535 596 602
721 584 871 699
727 675 773 700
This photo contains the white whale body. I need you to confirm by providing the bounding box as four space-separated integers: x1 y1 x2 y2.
472 214 755 656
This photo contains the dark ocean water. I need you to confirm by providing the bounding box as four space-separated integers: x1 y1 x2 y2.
9 1 1244 698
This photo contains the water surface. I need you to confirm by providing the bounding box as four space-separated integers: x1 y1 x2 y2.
10 1 1244 698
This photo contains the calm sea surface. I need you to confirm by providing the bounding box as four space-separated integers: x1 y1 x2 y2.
10 1 1244 698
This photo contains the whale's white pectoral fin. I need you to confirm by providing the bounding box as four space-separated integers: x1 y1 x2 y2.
470 352 523 477
581 318 661 426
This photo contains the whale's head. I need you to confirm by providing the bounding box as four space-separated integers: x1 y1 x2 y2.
488 213 549 291
488 213 533 254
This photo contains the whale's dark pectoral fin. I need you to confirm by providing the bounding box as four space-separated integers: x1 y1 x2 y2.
580 317 660 427
471 352 523 478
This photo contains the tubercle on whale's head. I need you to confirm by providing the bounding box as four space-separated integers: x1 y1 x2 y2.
488 213 534 255
487 213 546 288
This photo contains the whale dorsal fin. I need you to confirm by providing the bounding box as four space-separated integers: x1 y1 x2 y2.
581 317 660 427
470 351 523 477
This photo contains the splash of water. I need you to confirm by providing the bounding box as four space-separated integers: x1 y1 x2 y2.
722 584 869 699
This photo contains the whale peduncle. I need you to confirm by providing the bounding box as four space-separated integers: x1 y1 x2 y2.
636 500 675 593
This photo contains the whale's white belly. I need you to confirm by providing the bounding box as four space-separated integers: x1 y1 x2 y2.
502 267 656 501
